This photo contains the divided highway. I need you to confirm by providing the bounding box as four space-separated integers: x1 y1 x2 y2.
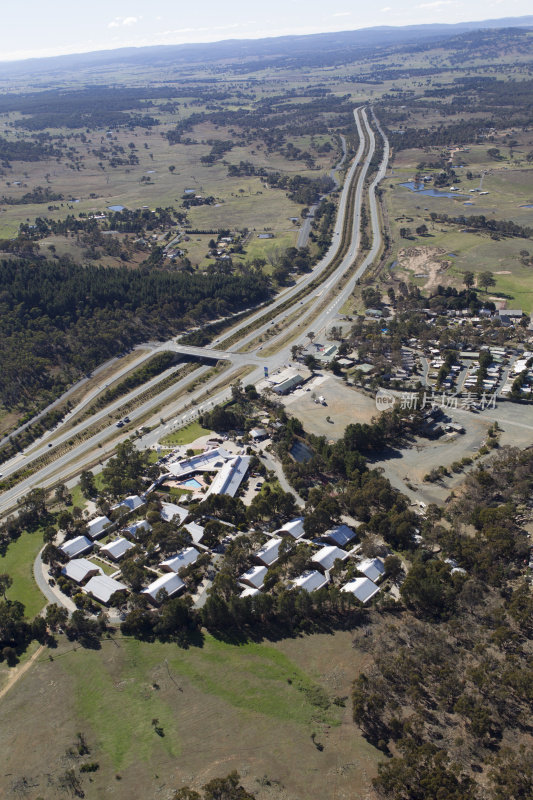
0 107 389 516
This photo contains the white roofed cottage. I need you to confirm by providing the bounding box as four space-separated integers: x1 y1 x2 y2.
100 537 135 562
85 574 128 605
161 502 188 524
239 565 267 590
183 521 205 545
275 517 305 540
292 570 329 592
160 547 200 573
323 524 357 547
125 519 152 539
112 495 145 513
358 557 385 583
61 558 102 584
60 535 93 559
311 545 348 572
342 577 380 604
142 573 185 603
254 537 282 567
87 515 112 540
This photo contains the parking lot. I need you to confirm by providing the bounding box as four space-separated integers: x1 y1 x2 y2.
282 374 378 440
281 373 533 505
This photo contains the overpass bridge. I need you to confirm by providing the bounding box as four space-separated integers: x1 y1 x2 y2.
162 342 265 366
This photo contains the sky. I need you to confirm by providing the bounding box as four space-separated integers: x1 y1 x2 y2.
0 0 530 62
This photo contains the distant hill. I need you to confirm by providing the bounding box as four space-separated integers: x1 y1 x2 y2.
1 16 532 76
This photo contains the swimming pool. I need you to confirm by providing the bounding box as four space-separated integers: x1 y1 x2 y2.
181 478 202 490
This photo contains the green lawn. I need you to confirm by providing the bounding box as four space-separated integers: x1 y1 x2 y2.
0 530 46 618
167 486 191 499
62 634 341 770
146 449 159 464
68 472 105 512
89 556 118 576
159 421 212 447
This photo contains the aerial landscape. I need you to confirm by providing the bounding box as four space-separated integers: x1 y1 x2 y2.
0 2 532 798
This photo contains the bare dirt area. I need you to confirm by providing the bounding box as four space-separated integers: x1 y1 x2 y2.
372 413 492 506
396 246 450 291
373 400 533 506
282 376 378 440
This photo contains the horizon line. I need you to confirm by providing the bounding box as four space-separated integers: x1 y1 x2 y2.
0 14 532 67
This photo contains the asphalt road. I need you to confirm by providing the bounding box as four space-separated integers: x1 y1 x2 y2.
0 107 389 517
296 134 347 249
0 345 159 450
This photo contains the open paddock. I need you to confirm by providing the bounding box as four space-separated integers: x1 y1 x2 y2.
0 632 379 800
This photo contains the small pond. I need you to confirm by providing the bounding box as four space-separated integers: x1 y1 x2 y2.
400 182 470 199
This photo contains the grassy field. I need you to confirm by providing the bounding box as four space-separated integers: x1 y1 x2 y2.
67 472 105 512
159 421 212 447
0 530 46 618
0 114 331 256
0 630 380 799
384 152 533 311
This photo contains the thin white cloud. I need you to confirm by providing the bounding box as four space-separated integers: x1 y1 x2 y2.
417 1 457 8
161 23 241 37
381 5 392 10
108 16 140 29
332 11 351 16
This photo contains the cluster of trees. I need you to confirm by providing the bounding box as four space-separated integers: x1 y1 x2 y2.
353 573 533 800
427 284 494 313
0 588 49 665
0 86 173 131
277 410 413 491
166 90 352 149
200 138 235 164
436 448 533 585
422 72 533 119
0 135 60 162
429 212 533 240
350 446 533 799
0 492 47 563
101 440 159 499
311 199 336 257
0 256 270 410
224 164 337 207
0 186 64 205
21 206 186 239
173 772 256 800
266 173 335 206
120 578 365 644
383 118 495 151
199 583 364 639
0 236 40 257
0 404 67 467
